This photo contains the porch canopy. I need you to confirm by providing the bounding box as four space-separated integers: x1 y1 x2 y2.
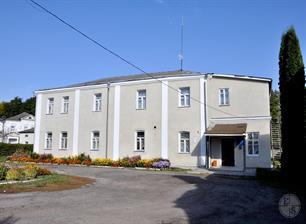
205 123 247 136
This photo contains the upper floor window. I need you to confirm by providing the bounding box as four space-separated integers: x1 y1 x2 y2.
219 88 229 106
179 131 190 153
91 131 100 150
10 125 16 133
179 87 190 107
93 93 102 111
45 132 52 149
62 96 69 113
136 90 146 110
47 98 54 114
247 132 259 156
60 132 68 150
135 131 145 151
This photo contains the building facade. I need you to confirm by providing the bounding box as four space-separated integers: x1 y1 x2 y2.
0 112 35 144
34 71 272 170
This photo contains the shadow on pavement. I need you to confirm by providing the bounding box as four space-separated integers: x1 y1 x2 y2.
172 174 305 224
0 216 19 224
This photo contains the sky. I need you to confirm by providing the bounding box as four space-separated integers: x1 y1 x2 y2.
0 0 305 101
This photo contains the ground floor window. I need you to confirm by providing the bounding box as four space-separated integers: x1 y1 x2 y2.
179 131 190 153
45 132 52 149
247 132 259 155
60 132 68 149
135 131 145 151
91 131 100 150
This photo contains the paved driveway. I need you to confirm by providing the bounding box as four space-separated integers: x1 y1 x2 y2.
0 165 304 224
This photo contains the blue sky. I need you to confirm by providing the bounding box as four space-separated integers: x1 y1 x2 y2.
0 0 305 101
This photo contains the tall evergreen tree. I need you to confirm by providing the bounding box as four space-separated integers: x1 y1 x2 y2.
279 27 305 183
23 97 36 115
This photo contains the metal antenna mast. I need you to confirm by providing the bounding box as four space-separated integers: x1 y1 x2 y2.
179 16 184 71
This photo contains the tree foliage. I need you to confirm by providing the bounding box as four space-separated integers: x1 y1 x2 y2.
279 27 305 183
270 90 281 123
0 96 36 118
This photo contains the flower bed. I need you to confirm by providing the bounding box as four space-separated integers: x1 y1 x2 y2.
8 152 171 170
0 164 52 182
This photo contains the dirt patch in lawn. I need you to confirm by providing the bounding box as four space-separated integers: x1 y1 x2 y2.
0 174 95 194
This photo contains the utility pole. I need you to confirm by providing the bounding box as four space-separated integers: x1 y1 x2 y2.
178 16 184 71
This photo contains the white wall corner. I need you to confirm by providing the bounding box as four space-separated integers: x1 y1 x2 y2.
161 81 168 159
33 93 42 153
72 89 80 156
113 85 120 160
200 78 206 166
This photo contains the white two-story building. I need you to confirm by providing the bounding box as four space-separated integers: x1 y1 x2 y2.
34 70 272 170
0 112 35 144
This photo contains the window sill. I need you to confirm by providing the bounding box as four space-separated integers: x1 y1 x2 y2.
92 110 102 112
45 113 53 115
44 148 52 150
136 108 146 110
219 104 230 107
59 148 67 151
178 152 190 154
134 150 145 152
178 105 190 108
90 149 99 151
60 112 68 114
246 154 259 157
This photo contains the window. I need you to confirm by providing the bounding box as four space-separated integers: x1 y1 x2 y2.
135 131 145 151
62 96 69 113
10 125 15 133
47 98 54 114
60 132 68 149
91 131 100 150
25 141 28 144
25 135 28 138
94 93 102 111
219 88 229 106
45 132 52 149
136 90 146 110
179 132 190 153
247 132 259 155
179 87 190 107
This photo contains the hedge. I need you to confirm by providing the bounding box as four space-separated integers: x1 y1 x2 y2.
0 143 33 157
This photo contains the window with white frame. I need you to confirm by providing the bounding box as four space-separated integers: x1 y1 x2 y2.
47 98 54 114
135 131 145 151
179 131 190 153
10 125 15 133
62 96 69 113
60 132 68 149
219 88 229 106
136 90 146 110
247 132 259 155
91 131 100 150
45 132 52 149
93 93 102 111
179 87 190 107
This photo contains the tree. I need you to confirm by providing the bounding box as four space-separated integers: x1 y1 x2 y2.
270 90 281 123
23 97 36 115
4 97 23 118
279 27 305 184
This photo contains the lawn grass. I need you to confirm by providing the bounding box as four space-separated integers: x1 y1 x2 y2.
0 173 95 193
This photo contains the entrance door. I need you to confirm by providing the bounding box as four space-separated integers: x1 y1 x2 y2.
221 139 235 166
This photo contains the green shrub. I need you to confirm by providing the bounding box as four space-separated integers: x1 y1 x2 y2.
77 153 91 163
92 158 113 166
272 160 281 169
5 168 24 181
23 165 37 179
0 143 33 157
0 164 9 180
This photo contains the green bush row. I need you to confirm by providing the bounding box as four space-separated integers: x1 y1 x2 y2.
0 143 33 156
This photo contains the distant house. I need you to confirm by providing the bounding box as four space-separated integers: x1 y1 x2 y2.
33 70 272 170
0 112 35 144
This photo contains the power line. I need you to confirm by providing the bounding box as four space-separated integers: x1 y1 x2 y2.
28 0 236 117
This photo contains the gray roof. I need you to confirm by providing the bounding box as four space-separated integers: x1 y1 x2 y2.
38 70 200 91
7 112 33 121
18 127 35 133
37 70 272 92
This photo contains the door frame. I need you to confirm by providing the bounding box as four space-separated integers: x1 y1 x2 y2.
221 138 235 167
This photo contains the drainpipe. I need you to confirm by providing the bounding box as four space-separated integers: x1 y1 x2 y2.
105 82 110 158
